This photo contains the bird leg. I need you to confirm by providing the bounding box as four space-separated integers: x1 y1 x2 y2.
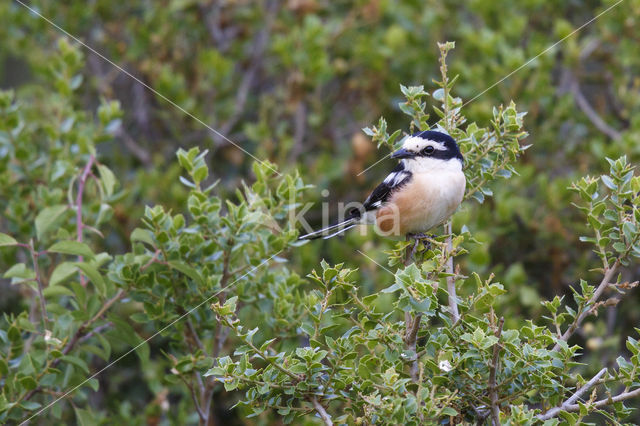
405 233 435 264
409 233 435 250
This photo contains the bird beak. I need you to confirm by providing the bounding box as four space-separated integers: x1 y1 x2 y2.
390 148 414 159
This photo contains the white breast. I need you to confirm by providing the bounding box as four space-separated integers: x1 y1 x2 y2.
377 160 466 235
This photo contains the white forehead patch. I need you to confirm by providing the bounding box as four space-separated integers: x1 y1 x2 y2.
401 136 447 152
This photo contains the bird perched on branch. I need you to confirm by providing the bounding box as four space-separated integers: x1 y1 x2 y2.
299 130 465 240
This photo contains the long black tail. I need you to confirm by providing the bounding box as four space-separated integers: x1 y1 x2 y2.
298 217 359 240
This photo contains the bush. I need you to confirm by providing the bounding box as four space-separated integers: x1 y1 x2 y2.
2 40 640 425
1 1 640 424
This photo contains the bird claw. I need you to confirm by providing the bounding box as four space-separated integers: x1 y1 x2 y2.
405 233 435 263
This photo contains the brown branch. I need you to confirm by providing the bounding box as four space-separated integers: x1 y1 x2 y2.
570 77 621 141
178 374 206 423
404 312 422 382
559 387 640 413
445 221 460 324
488 316 504 426
57 289 124 360
140 249 163 271
311 397 333 426
537 368 607 420
215 0 279 144
28 240 48 326
22 291 122 402
76 322 112 346
116 128 151 166
552 260 619 351
75 155 96 286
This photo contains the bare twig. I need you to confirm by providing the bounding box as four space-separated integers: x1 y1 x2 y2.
58 290 124 359
178 374 206 422
215 0 279 143
75 155 96 286
552 260 619 351
28 240 48 327
445 221 460 324
116 128 151 166
558 387 640 413
537 367 608 420
311 397 333 426
488 316 504 426
404 312 423 382
140 249 163 271
402 235 423 382
570 76 621 141
23 291 122 402
76 322 112 346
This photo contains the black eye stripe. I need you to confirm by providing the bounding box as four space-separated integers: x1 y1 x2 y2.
422 146 435 154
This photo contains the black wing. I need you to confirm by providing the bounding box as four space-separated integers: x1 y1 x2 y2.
362 162 412 212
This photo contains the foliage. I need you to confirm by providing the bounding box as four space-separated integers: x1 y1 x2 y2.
1 0 640 424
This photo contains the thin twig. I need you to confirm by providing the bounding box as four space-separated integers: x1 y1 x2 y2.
140 249 162 271
404 312 423 382
178 374 206 422
216 0 279 143
552 260 619 351
570 76 621 141
311 397 333 426
28 241 48 327
488 316 504 426
537 368 607 420
58 290 124 359
76 322 112 346
22 291 122 402
557 387 640 413
444 222 460 324
75 155 96 286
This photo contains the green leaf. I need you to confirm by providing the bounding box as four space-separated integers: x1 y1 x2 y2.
0 233 18 247
19 400 41 411
35 205 68 240
168 260 205 287
601 175 617 190
74 406 94 426
130 228 155 247
97 164 117 197
48 241 95 259
50 262 78 286
74 262 106 296
60 355 90 374
19 376 37 391
4 263 35 280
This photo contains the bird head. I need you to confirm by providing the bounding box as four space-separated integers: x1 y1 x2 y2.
391 130 463 172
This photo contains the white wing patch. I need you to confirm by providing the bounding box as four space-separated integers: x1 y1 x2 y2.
384 171 410 187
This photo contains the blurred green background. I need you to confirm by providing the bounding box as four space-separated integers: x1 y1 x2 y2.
1 0 639 423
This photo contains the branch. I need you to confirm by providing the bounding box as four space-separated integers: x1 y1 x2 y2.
445 222 460 324
116 128 151 166
404 312 423 382
75 154 96 286
537 368 607 421
58 289 124 359
311 397 333 426
28 240 48 327
552 260 619 351
178 374 206 422
562 387 640 412
215 0 279 143
22 292 122 402
570 76 621 141
488 316 504 426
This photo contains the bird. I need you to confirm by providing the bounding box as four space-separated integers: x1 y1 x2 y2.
298 130 465 240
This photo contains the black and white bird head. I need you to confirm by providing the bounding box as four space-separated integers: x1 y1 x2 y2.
390 130 463 173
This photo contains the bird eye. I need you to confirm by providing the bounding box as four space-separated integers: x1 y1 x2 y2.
422 146 435 155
